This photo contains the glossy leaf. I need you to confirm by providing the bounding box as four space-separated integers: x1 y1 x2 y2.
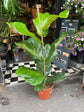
16 38 43 61
45 32 68 70
34 84 44 91
45 64 52 77
41 15 58 31
16 66 44 86
46 72 65 84
44 44 51 59
36 61 52 77
16 40 39 58
36 62 44 75
7 22 41 44
35 43 53 77
45 43 57 70
59 10 69 18
33 12 50 37
41 10 69 31
16 38 45 76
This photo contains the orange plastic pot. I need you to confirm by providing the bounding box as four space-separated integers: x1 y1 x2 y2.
38 83 54 100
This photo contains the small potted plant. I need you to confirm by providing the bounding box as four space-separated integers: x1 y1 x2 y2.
7 7 69 100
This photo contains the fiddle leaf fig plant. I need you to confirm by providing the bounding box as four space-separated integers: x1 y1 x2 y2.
7 9 69 91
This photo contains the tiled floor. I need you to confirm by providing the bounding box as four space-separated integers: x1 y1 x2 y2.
2 61 82 86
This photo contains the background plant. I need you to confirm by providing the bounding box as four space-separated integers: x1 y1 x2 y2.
62 0 84 19
65 31 84 56
0 0 32 37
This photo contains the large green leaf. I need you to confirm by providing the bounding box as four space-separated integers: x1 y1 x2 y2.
16 38 45 76
41 14 58 31
45 64 52 77
36 61 52 78
44 44 51 59
16 40 39 58
34 10 69 37
25 38 42 58
58 10 69 18
33 12 51 37
45 32 68 71
36 43 53 77
36 61 44 75
34 84 44 91
16 38 43 62
41 10 69 31
46 72 65 84
45 43 57 70
3 0 16 15
7 22 41 44
16 66 44 86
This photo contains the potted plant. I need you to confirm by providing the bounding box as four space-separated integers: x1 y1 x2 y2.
7 7 69 100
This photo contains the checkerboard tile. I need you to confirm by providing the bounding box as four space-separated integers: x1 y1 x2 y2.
2 61 82 86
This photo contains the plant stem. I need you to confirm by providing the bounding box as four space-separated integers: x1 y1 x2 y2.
36 5 46 88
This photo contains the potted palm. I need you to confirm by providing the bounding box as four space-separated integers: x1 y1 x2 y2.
7 6 69 100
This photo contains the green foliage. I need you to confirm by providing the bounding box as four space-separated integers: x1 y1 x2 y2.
33 10 69 37
46 72 65 85
45 43 57 70
33 12 50 37
16 38 42 61
8 10 69 91
64 0 84 14
62 0 84 19
16 38 57 78
7 22 41 44
34 84 44 91
16 66 44 86
58 10 69 18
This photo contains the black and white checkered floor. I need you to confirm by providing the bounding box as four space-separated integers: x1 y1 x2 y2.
2 61 83 86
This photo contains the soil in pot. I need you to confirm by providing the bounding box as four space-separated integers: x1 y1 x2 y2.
38 83 54 100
